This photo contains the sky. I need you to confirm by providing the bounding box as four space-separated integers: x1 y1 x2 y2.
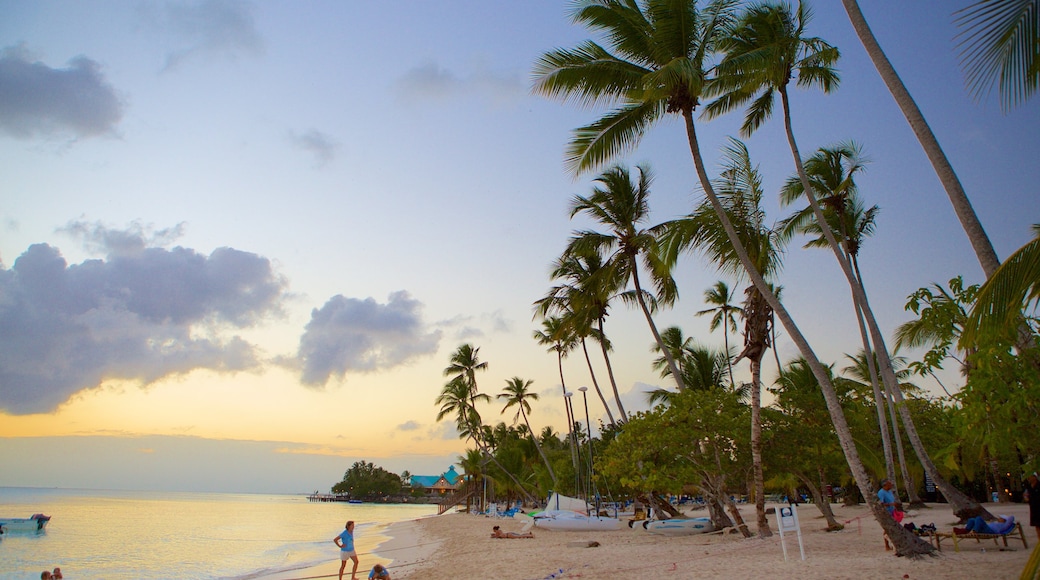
1 1 1037 494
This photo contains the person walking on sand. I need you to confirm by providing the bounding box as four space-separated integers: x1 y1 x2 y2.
334 520 359 580
1024 472 1040 541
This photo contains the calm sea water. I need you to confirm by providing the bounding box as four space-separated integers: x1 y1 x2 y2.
0 488 436 580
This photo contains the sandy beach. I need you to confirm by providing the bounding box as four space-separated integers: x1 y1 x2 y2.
255 501 1032 580
380 501 1033 580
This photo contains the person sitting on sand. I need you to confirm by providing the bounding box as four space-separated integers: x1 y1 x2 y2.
955 515 1015 535
491 525 534 539
368 563 391 579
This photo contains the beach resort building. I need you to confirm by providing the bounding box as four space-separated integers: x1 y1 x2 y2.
408 466 460 495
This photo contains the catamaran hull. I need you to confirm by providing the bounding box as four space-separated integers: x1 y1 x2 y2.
531 510 622 531
644 517 712 536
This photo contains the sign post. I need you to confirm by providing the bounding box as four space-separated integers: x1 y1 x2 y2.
775 504 805 561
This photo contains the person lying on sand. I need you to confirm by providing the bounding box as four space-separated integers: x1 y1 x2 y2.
491 525 534 539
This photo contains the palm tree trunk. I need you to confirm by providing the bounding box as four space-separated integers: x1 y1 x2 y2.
580 338 617 427
750 356 771 537
723 324 736 388
795 470 843 531
851 280 896 486
681 108 933 556
597 317 629 421
838 0 1000 277
523 407 557 487
631 267 686 391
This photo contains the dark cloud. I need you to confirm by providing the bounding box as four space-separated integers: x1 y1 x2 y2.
287 129 339 167
0 229 288 414
297 291 441 387
147 0 263 71
0 44 125 140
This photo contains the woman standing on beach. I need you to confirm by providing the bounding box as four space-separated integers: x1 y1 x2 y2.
334 520 359 580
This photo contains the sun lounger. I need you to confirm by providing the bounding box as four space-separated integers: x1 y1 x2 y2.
930 522 1028 552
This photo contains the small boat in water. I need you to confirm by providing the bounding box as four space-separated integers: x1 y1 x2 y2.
644 517 712 536
0 513 51 532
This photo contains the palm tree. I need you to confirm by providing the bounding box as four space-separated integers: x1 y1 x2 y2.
659 138 784 538
718 1 979 522
963 225 1040 343
499 377 557 487
567 163 686 392
437 344 535 502
534 0 930 553
777 142 897 488
839 0 1001 277
955 0 1040 112
537 248 627 423
696 280 742 386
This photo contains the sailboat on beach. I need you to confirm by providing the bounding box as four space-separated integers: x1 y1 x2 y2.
526 492 621 531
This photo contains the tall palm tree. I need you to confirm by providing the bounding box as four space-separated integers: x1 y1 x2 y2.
718 1 979 521
567 163 686 392
696 280 742 386
955 0 1040 112
534 0 930 554
537 248 627 423
660 138 785 538
499 377 557 487
839 0 1001 277
777 142 897 488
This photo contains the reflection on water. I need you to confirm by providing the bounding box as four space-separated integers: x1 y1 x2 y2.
0 488 435 580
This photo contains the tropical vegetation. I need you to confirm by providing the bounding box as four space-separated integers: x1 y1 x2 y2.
426 0 1037 560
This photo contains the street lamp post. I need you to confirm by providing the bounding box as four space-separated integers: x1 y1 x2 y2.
578 386 597 514
563 391 579 499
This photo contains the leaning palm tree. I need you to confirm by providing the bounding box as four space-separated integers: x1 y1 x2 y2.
534 0 931 554
777 142 897 489
499 377 557 487
659 138 785 538
955 0 1040 112
567 163 686 392
696 280 743 386
537 248 627 423
716 1 979 521
839 0 1001 277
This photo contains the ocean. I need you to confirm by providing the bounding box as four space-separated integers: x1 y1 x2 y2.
0 487 436 580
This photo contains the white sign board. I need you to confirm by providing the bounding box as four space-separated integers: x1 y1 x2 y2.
774 504 806 561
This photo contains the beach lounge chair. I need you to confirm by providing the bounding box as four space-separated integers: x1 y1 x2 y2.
930 521 1029 552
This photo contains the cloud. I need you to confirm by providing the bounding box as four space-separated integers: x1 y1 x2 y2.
397 420 420 432
0 224 288 414
297 291 442 387
287 129 339 167
395 60 524 105
145 0 264 71
0 44 125 140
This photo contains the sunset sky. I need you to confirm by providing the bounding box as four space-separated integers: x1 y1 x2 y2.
1 1 1037 493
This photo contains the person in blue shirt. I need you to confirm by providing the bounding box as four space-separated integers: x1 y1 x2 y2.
334 520 359 580
877 479 899 550
368 563 391 579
